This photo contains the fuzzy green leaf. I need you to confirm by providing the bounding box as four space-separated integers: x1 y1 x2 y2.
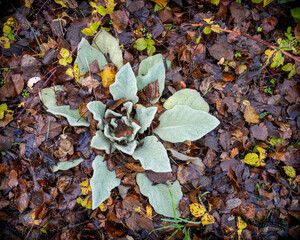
134 106 157 133
51 158 84 172
136 173 182 218
48 106 90 127
109 63 138 101
133 136 171 172
92 29 123 70
87 101 106 129
164 89 209 112
91 155 121 209
154 105 219 143
91 130 111 154
114 141 138 155
136 54 165 104
39 86 64 109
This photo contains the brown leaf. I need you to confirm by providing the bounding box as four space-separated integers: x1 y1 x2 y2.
115 120 133 138
11 74 24 94
208 43 234 61
81 76 100 92
243 101 259 124
144 80 160 101
16 192 29 213
145 171 172 184
0 135 14 151
8 170 18 188
54 138 74 159
125 163 145 173
250 122 268 141
177 163 201 184
111 10 128 33
222 72 235 82
238 203 256 220
158 9 173 24
89 60 100 74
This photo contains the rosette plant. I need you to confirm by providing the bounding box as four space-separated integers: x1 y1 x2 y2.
39 30 220 218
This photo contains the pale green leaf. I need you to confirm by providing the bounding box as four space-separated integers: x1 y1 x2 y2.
91 130 111 154
154 105 219 143
136 173 182 218
133 136 171 172
136 54 165 104
114 141 138 155
39 86 64 109
135 106 157 133
91 155 121 209
92 29 123 70
163 89 209 112
87 101 106 129
51 158 84 172
134 38 148 51
74 38 107 82
109 63 138 101
48 106 90 127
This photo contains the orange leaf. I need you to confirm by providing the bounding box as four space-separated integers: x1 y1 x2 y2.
150 0 167 7
243 100 259 124
100 63 117 88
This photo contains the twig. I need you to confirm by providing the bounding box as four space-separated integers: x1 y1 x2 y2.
181 23 300 63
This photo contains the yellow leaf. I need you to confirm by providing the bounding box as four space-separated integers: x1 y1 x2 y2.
54 0 68 8
81 187 90 195
82 28 95 36
135 207 141 213
73 63 84 82
6 18 17 28
283 166 296 178
0 37 10 49
60 48 70 59
190 203 206 217
211 24 221 33
203 27 211 34
25 0 33 8
244 146 266 167
201 213 215 225
211 0 220 5
80 179 89 187
263 0 274 7
146 205 153 218
243 103 259 124
76 197 83 204
66 68 74 78
99 202 107 211
3 25 11 34
106 196 113 205
237 216 247 230
59 59 67 66
100 63 117 88
150 0 167 7
81 198 92 209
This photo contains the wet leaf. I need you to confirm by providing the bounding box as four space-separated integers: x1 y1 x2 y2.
201 213 215 225
237 216 247 239
189 203 206 217
283 166 296 178
0 37 10 49
100 63 117 88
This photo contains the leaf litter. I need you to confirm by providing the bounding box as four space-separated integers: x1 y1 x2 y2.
0 0 299 240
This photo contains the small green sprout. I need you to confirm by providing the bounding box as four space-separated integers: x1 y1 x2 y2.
235 52 242 58
22 89 29 98
109 19 113 25
270 78 275 84
259 111 269 119
141 27 146 34
257 26 262 32
0 78 6 85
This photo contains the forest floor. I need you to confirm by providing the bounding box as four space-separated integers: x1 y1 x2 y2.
0 0 299 239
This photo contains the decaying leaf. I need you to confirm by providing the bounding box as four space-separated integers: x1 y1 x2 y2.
100 63 117 88
283 166 296 178
201 213 215 225
237 216 247 240
190 203 206 217
244 146 266 167
243 100 259 124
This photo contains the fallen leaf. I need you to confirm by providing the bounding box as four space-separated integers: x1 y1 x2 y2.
243 100 259 124
201 213 215 225
82 75 100 92
250 122 268 140
244 146 266 167
8 170 18 188
100 63 117 88
283 166 296 178
111 10 128 33
190 203 206 217
150 0 167 7
144 80 160 101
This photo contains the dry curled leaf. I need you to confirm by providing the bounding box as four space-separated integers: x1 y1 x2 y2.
100 63 117 88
